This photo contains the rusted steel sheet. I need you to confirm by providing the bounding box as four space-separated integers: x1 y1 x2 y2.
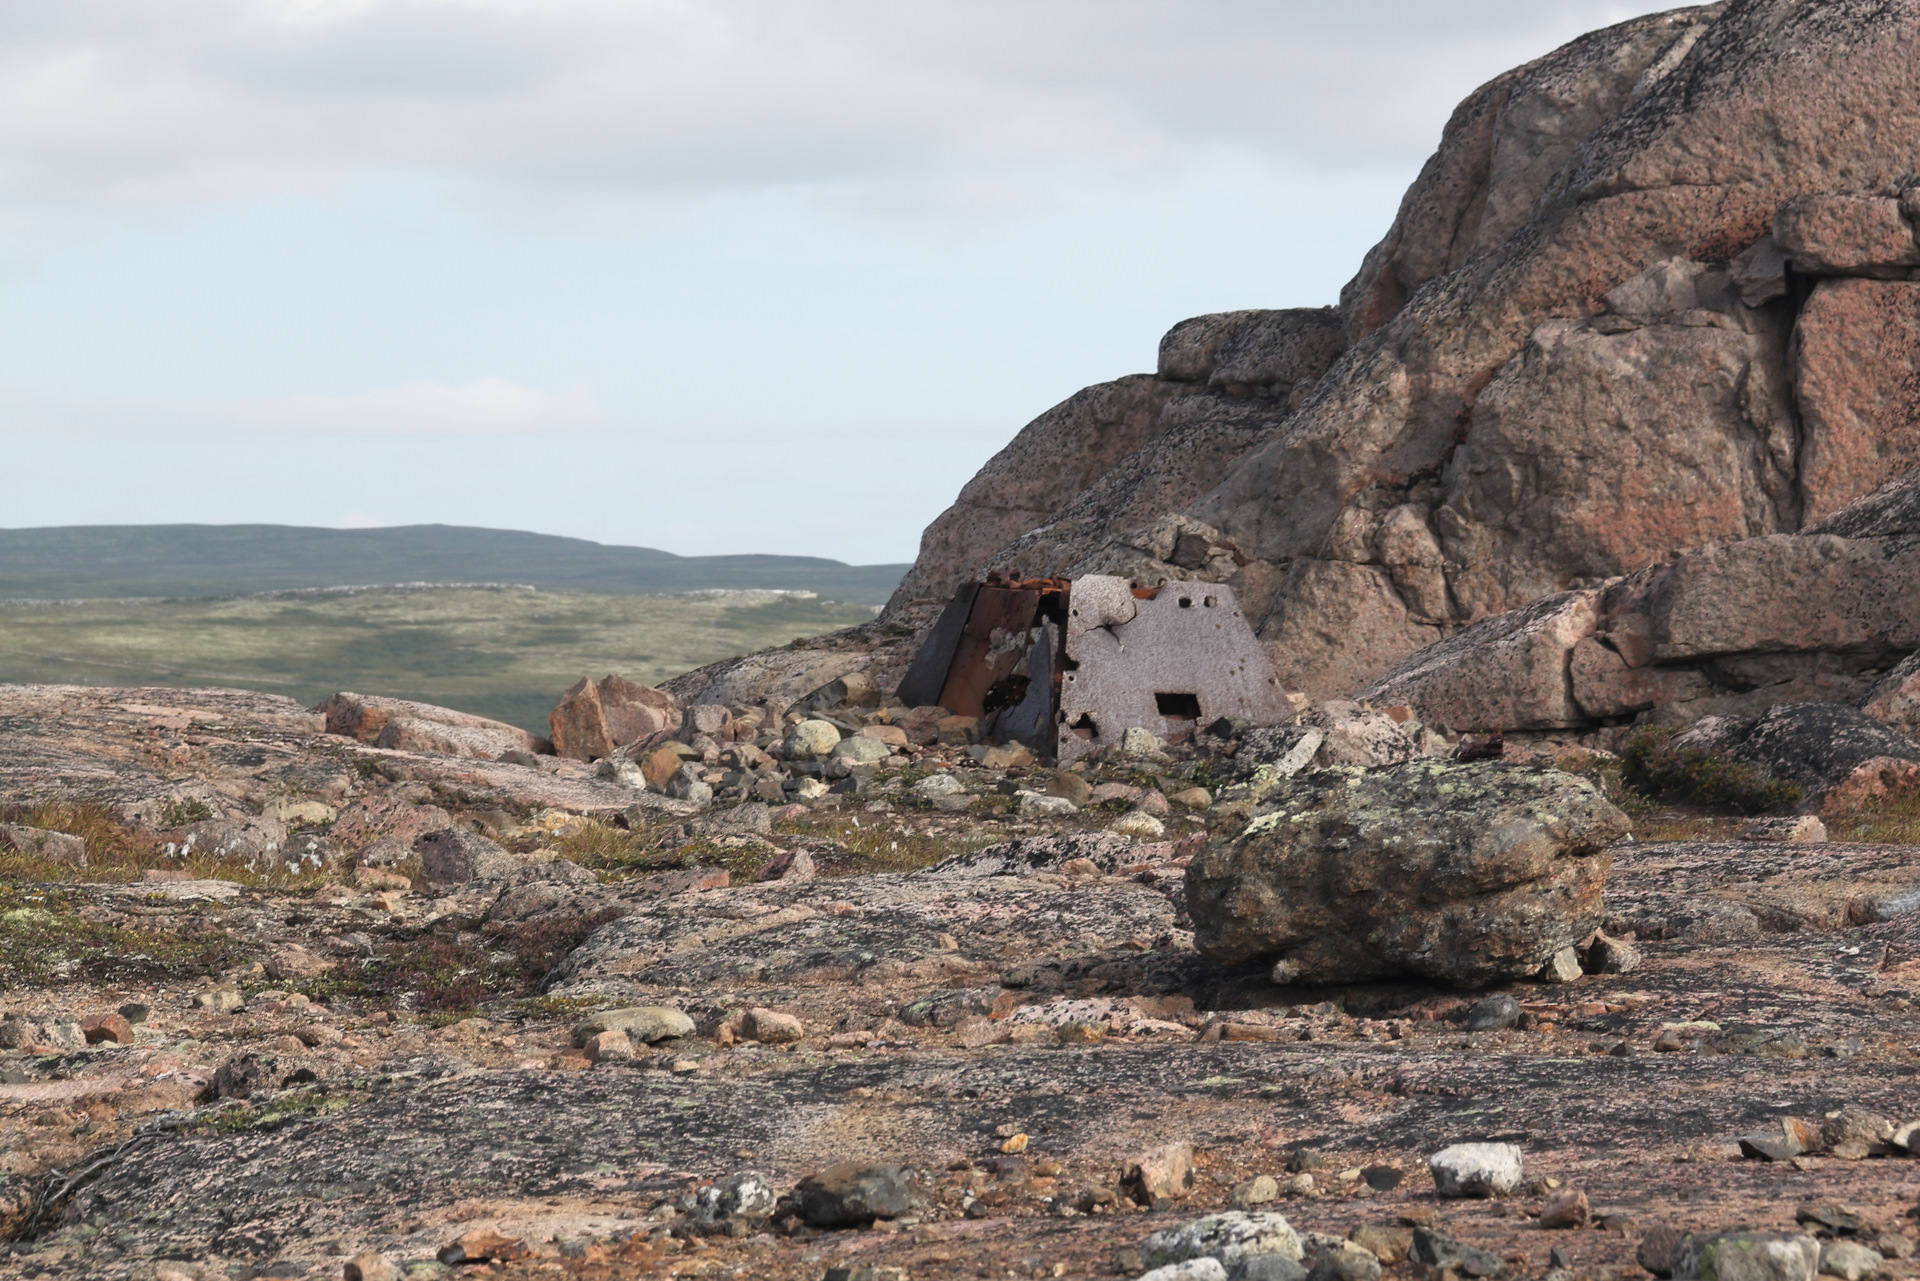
935 585 1041 717
898 582 979 708
995 621 1058 750
1057 575 1290 763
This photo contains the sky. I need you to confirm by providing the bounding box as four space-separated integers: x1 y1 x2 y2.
0 0 1690 565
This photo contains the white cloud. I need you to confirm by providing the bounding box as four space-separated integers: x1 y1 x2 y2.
0 0 1691 230
0 377 603 436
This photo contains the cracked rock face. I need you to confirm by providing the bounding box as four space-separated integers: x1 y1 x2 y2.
1185 761 1628 986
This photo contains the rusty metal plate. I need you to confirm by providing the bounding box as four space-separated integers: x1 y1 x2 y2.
1057 575 1291 763
935 586 1040 717
898 582 979 708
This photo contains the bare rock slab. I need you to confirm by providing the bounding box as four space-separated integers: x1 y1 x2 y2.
1185 760 1627 986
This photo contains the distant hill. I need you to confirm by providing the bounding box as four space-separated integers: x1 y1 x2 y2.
0 524 908 605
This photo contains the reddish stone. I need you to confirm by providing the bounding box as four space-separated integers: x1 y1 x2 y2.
1792 277 1920 522
82 1013 135 1045
437 1229 527 1265
548 677 613 762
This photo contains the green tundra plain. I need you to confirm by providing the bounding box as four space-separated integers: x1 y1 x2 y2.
0 586 878 735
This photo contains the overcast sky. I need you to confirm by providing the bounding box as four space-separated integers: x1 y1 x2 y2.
0 0 1688 564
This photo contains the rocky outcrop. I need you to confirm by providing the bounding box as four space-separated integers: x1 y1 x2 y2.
1185 760 1628 987
1354 467 1920 734
1674 704 1920 815
548 674 681 762
887 309 1345 612
885 2 1920 703
313 692 546 760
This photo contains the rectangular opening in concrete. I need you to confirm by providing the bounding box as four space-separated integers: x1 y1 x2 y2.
1154 692 1203 719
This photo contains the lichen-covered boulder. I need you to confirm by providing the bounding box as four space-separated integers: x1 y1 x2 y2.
1185 760 1628 987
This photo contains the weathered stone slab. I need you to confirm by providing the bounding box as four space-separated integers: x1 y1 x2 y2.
1791 278 1920 523
1355 592 1597 732
1632 535 1920 664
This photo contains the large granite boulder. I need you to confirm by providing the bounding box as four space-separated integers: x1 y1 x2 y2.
1185 760 1628 987
878 3 1920 702
549 674 681 762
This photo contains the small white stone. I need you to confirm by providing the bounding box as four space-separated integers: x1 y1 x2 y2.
1428 1143 1524 1198
1017 791 1078 817
1137 1260 1228 1281
1143 1211 1303 1269
1112 811 1167 839
783 719 842 760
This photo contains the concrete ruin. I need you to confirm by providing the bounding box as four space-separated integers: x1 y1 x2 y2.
897 573 1291 762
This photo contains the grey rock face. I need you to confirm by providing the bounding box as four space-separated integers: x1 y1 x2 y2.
1186 761 1626 986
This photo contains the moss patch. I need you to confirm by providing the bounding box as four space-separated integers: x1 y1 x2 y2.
0 885 242 990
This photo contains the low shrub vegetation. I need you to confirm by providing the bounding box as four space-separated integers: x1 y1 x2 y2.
1618 726 1801 815
0 884 241 989
0 801 329 889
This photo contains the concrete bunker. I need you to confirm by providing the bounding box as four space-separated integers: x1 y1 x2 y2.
898 573 1292 762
